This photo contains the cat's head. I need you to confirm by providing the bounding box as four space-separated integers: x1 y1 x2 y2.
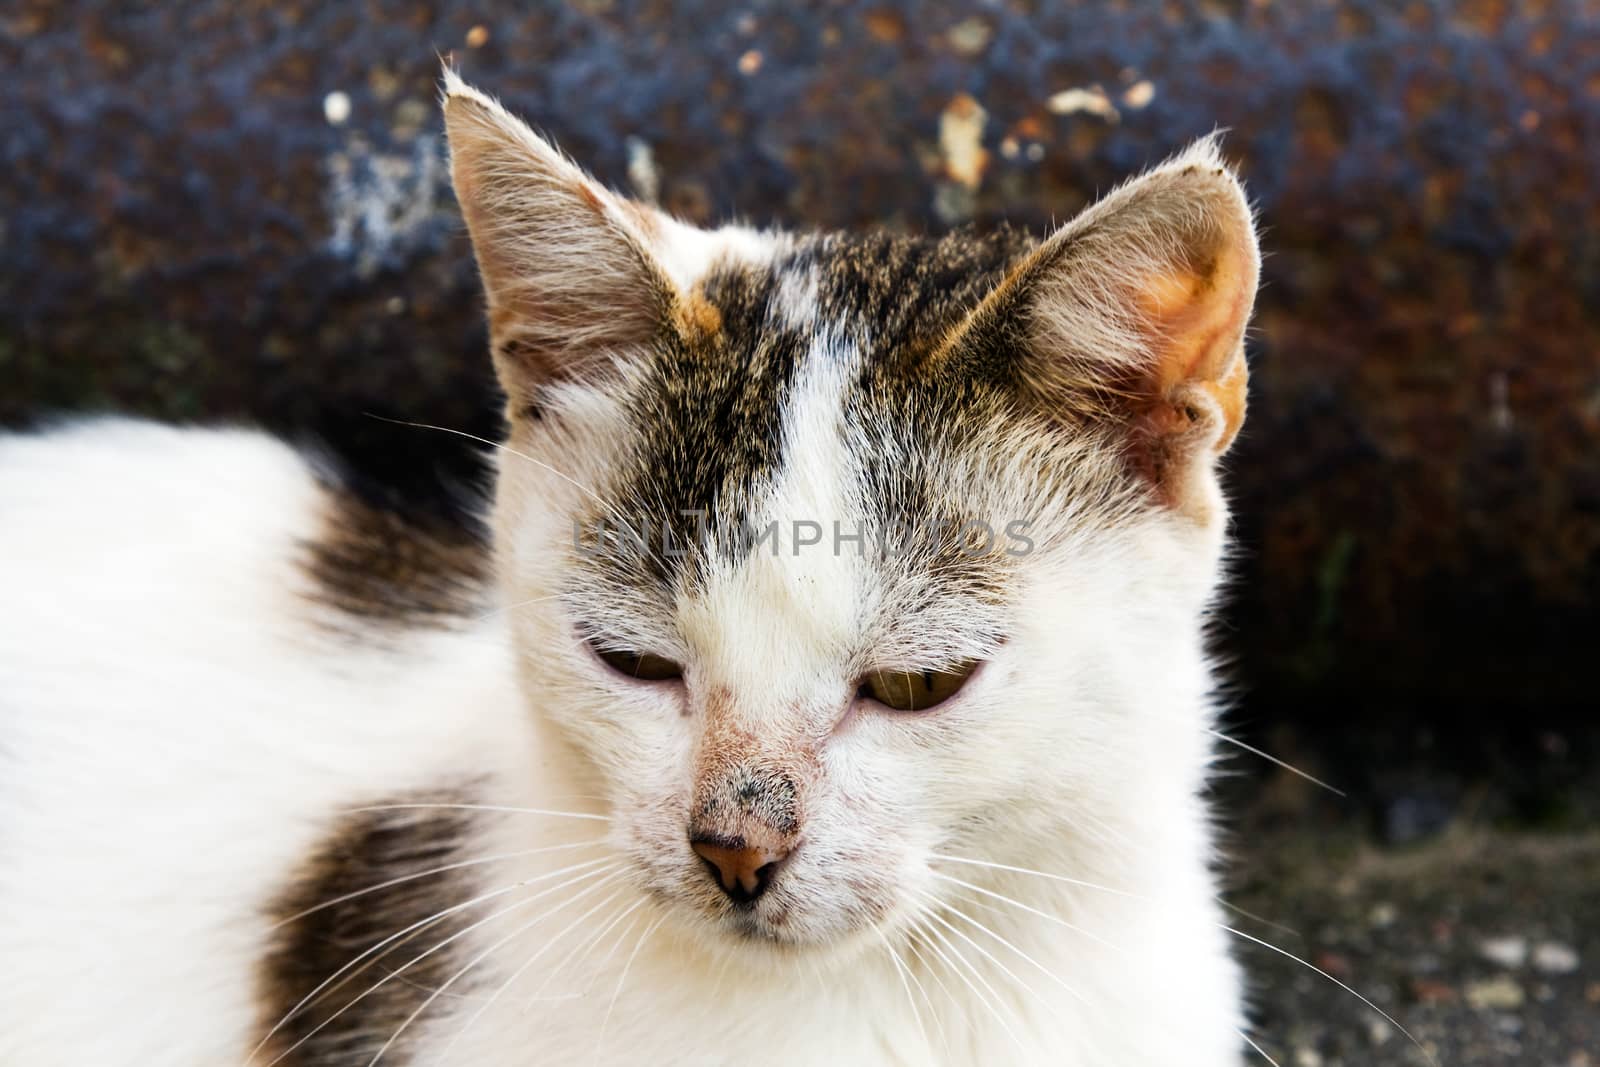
443 74 1257 954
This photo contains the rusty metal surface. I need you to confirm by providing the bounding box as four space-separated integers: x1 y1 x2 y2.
2 0 1597 718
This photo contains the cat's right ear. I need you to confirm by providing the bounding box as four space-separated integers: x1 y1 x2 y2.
442 72 676 415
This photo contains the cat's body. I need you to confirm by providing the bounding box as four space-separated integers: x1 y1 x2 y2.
0 76 1258 1066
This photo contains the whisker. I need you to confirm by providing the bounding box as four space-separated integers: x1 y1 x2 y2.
914 894 1073 1026
935 854 1425 1062
929 872 1124 954
264 894 544 1067
1222 924 1436 1066
362 415 625 524
900 927 958 1055
346 803 610 822
251 866 588 1064
1215 896 1304 942
928 854 1137 899
258 859 616 1067
874 925 934 1061
1067 807 1140 858
528 895 647 1004
916 889 1089 1008
934 851 1427 1062
596 913 665 1055
442 902 643 1066
1209 728 1346 797
915 910 1026 1053
580 907 646 998
271 840 604 930
367 873 630 1066
474 593 563 623
1238 1027 1282 1066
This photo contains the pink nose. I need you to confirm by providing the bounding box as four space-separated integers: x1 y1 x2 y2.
690 836 790 904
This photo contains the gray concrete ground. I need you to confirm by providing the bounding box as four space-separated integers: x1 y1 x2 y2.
1228 827 1599 1066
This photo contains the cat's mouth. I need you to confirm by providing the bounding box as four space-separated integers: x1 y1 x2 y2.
687 867 903 955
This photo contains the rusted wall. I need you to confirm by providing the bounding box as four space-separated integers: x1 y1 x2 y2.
3 0 1596 722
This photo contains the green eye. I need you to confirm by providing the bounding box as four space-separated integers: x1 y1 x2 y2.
592 646 683 682
859 662 980 711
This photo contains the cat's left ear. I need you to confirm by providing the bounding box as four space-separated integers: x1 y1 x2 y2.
441 72 679 416
951 138 1259 515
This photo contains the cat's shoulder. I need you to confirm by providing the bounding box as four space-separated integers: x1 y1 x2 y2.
0 417 491 639
0 417 326 593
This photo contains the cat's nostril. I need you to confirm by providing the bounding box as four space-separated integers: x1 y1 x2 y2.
690 836 790 905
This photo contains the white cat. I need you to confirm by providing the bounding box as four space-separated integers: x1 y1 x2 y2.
0 73 1259 1065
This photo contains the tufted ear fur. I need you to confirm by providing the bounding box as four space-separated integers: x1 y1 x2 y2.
441 71 676 416
946 138 1259 517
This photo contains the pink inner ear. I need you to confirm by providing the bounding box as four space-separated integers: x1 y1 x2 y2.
1135 242 1253 454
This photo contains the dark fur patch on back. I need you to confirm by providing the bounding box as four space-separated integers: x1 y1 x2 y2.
257 798 476 1065
299 473 490 634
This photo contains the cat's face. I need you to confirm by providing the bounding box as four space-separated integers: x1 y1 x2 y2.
444 75 1257 955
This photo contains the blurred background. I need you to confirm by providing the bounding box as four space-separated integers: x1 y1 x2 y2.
3 2 1596 1062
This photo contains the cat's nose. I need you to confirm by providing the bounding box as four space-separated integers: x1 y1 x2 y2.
690 835 790 904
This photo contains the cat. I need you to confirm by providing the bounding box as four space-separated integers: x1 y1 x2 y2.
0 71 1259 1066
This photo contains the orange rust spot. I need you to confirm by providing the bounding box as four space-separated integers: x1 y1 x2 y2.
864 9 906 42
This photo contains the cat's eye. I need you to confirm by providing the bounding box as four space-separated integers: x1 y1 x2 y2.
592 645 683 682
858 662 980 712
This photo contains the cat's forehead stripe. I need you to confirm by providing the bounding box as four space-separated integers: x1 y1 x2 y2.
583 228 1039 597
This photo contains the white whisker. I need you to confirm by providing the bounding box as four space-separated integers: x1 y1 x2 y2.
362 415 625 524
529 895 646 1003
915 910 1026 1054
929 853 1137 899
260 860 617 1067
367 873 630 1065
874 925 934 1061
271 840 604 930
931 854 1422 1059
899 926 960 1058
1215 896 1304 941
1222 924 1435 1066
442 901 641 1067
597 913 665 1055
250 858 604 1064
580 908 646 998
474 593 563 622
929 871 1124 954
917 889 1089 1008
1238 1027 1282 1066
1209 728 1346 796
346 803 610 822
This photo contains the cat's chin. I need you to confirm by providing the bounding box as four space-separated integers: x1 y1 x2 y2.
688 897 903 968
